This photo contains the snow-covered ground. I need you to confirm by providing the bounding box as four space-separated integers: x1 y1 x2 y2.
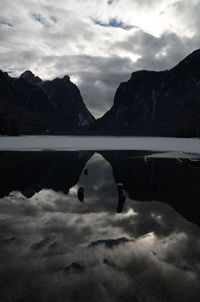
0 136 199 154
147 151 200 158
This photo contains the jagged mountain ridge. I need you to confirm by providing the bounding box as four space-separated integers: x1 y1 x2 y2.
20 70 42 84
0 70 95 135
93 49 200 137
1 49 200 136
38 75 94 128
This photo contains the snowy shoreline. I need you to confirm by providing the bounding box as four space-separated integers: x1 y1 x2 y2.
0 136 199 154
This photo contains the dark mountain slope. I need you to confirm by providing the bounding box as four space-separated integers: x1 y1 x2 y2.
38 75 95 128
93 49 200 137
1 49 200 136
0 70 95 135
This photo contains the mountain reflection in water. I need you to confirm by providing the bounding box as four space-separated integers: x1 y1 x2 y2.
0 151 200 302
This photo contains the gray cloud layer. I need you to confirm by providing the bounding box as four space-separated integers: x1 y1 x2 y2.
0 0 199 117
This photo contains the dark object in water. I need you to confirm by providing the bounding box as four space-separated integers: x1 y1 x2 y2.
78 186 84 202
84 169 88 175
117 183 126 213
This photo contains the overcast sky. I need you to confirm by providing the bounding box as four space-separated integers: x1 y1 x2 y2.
0 0 200 117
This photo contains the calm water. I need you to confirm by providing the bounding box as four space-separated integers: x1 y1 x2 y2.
0 150 200 302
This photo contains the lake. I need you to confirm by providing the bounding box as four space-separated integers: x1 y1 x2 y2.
0 137 200 302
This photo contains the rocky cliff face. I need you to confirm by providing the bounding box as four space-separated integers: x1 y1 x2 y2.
0 70 95 135
38 75 94 128
94 49 200 137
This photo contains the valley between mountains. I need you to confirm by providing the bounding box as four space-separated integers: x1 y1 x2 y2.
1 49 200 137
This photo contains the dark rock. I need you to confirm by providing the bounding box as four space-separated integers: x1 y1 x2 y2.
78 186 84 202
117 183 126 213
20 70 42 84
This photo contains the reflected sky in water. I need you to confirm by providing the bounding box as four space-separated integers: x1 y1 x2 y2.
0 151 200 302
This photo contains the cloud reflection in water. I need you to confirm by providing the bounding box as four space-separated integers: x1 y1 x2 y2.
0 152 200 302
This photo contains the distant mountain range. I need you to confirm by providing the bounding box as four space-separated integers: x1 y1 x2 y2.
1 49 200 137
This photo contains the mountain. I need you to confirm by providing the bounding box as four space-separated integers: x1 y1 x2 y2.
0 70 95 135
1 49 200 136
20 70 42 84
38 75 94 128
93 49 200 137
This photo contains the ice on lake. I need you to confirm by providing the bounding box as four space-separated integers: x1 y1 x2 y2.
0 135 199 154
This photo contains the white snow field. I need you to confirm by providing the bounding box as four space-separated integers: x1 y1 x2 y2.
0 136 199 154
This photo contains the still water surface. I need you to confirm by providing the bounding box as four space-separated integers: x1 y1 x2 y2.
0 149 200 302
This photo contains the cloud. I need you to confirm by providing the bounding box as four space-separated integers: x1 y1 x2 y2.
114 30 200 71
0 187 200 301
0 0 199 117
0 21 13 27
0 152 200 301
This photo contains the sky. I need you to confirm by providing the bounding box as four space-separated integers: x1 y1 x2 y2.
0 0 200 117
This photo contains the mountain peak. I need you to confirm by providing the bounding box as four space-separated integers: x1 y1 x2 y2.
0 70 5 77
171 48 200 73
181 49 200 63
62 75 70 83
53 75 71 85
0 70 9 78
189 48 200 57
20 70 42 84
